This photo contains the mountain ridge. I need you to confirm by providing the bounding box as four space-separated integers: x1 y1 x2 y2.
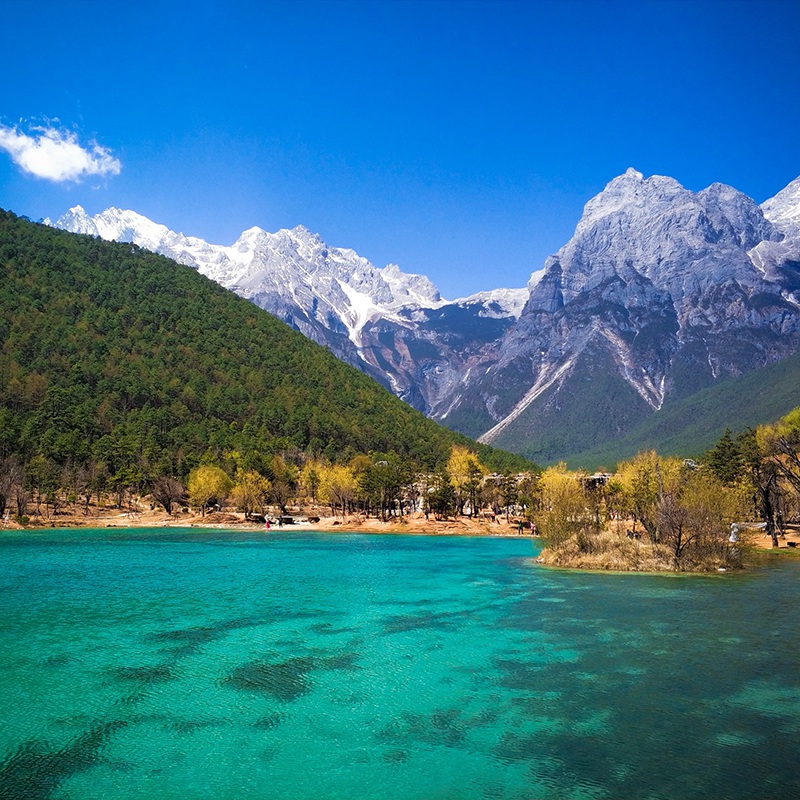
47 169 800 462
464 169 800 458
47 204 526 414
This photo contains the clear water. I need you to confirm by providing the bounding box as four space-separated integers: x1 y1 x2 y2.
1 529 799 800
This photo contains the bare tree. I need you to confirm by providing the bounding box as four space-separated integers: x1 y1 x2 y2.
656 471 748 570
0 457 24 520
152 476 187 515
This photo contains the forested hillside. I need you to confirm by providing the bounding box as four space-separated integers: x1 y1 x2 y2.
0 210 530 491
564 349 800 470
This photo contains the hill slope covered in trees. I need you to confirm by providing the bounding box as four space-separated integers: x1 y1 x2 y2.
0 210 531 488
563 349 800 470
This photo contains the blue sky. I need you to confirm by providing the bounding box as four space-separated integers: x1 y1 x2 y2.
2 0 799 298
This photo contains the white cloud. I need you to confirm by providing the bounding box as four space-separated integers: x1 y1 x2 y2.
0 123 121 183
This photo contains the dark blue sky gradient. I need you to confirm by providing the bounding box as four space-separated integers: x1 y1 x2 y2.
2 0 799 297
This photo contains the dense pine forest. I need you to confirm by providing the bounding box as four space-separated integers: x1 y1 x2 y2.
0 210 532 508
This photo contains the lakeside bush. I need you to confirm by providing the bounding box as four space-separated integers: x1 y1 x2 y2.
535 446 775 572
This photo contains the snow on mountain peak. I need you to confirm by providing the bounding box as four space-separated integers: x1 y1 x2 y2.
46 206 454 344
527 169 786 311
762 175 800 237
453 287 529 318
749 175 800 279
619 166 644 183
289 223 315 239
380 263 443 308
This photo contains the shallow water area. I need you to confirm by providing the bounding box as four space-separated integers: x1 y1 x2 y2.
1 528 799 799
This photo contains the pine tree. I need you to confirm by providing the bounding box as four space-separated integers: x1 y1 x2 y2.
705 429 743 485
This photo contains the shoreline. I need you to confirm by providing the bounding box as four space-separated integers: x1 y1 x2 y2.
3 508 536 540
6 510 797 562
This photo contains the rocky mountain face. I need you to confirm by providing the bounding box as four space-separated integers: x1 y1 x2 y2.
48 169 800 462
460 170 800 458
47 206 526 416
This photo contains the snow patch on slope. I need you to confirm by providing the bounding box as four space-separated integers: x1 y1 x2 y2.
453 287 529 318
762 176 800 238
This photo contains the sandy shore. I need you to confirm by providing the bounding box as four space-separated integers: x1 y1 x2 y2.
4 507 533 539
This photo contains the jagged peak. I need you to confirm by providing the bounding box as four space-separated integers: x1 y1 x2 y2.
285 223 323 244
699 181 742 199
603 167 683 194
762 175 800 236
380 261 434 285
601 168 686 196
238 224 268 237
44 204 87 227
613 166 644 184
577 169 686 230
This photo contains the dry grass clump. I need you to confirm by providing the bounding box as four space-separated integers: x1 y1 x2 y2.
539 529 674 572
538 526 746 572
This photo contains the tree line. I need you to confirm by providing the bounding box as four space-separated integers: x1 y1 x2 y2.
0 441 541 525
532 406 800 571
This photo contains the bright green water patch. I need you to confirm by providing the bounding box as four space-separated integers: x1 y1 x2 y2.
1 529 799 799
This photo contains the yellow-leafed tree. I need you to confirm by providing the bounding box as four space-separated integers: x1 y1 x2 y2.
188 465 233 517
535 462 586 548
318 463 356 517
613 450 683 540
230 469 271 519
447 445 486 516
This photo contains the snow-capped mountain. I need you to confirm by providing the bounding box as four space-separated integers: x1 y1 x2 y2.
47 206 443 343
450 169 800 458
46 206 524 413
47 168 800 462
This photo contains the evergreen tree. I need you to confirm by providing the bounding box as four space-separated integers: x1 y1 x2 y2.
705 428 743 485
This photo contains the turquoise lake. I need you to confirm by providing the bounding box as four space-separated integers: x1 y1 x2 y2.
1 529 799 799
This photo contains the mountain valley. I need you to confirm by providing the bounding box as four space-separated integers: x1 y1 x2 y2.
48 169 800 463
